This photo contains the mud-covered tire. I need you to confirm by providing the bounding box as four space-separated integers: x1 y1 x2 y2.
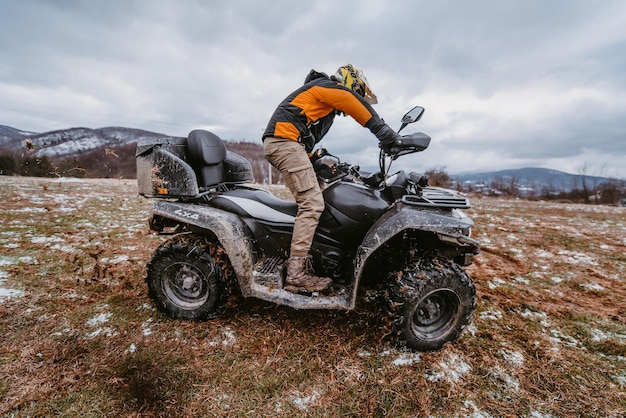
388 257 476 351
146 234 230 321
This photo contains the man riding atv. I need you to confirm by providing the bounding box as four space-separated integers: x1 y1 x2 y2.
262 64 402 295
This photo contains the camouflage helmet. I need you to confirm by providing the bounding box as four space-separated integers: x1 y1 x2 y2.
332 64 378 104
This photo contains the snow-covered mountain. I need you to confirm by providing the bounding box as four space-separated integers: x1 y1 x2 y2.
0 125 167 158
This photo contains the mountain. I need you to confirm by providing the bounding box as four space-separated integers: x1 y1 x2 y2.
0 124 272 181
455 167 620 195
0 125 166 158
0 125 38 150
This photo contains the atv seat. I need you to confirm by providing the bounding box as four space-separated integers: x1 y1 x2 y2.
210 188 298 222
187 130 253 188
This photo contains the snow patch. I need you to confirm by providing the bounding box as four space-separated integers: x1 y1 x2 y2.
591 328 626 342
461 400 491 417
103 255 130 264
87 312 111 327
85 310 117 338
142 319 153 336
488 277 506 289
31 236 63 244
520 309 547 320
290 389 321 411
499 349 525 367
0 287 24 301
392 352 421 366
86 327 118 339
480 307 503 321
557 250 597 265
425 353 472 383
579 282 605 292
210 327 237 347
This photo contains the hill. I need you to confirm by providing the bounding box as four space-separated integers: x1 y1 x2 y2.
456 167 624 199
0 125 165 157
0 124 272 181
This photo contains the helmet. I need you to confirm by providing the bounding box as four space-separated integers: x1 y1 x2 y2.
332 64 378 104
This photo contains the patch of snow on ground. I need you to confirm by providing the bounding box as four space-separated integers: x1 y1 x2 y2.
499 349 525 367
210 327 237 347
85 311 117 338
520 309 547 320
493 367 520 392
87 312 111 327
290 389 321 411
18 256 37 264
529 411 555 418
426 353 472 383
357 349 372 358
31 236 64 244
548 328 580 349
535 249 552 258
579 282 605 292
0 274 23 301
462 399 492 417
392 352 421 366
0 287 24 301
86 327 118 339
488 277 506 289
557 250 598 266
480 307 503 321
102 255 130 264
513 276 530 285
591 328 626 342
0 257 15 267
142 319 153 336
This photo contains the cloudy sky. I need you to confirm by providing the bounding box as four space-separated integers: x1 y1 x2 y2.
1 0 625 177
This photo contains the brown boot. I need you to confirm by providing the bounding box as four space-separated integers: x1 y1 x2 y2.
284 256 332 294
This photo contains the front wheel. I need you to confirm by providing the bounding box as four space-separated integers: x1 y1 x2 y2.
146 234 231 321
388 257 476 351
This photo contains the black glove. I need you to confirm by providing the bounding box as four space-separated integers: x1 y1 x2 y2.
374 124 401 153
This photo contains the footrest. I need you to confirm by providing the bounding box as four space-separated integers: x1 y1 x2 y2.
253 257 285 289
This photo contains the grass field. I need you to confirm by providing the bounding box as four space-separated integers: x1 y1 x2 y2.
1 176 624 417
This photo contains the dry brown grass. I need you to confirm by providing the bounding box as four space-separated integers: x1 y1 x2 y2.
1 176 624 417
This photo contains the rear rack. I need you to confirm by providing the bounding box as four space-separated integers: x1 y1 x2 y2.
402 187 470 209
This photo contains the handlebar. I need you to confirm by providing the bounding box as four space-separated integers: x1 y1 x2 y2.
383 132 431 158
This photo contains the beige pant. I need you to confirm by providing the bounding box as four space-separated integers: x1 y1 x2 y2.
263 137 324 257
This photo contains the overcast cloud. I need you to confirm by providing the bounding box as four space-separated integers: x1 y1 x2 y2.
1 0 625 177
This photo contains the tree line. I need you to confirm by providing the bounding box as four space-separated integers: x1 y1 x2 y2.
1 141 624 205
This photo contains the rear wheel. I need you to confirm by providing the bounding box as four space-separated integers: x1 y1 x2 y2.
388 257 476 351
146 234 231 320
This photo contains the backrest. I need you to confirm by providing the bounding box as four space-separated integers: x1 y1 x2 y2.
187 130 227 187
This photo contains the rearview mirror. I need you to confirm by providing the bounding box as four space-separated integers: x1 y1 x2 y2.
398 106 425 133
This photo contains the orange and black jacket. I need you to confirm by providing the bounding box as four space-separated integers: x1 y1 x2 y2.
262 70 386 152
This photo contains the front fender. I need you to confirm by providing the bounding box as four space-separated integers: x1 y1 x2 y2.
151 201 255 297
354 203 479 281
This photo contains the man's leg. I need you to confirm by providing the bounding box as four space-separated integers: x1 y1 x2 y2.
263 137 331 292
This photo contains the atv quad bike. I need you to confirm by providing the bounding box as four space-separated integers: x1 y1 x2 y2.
136 106 479 351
